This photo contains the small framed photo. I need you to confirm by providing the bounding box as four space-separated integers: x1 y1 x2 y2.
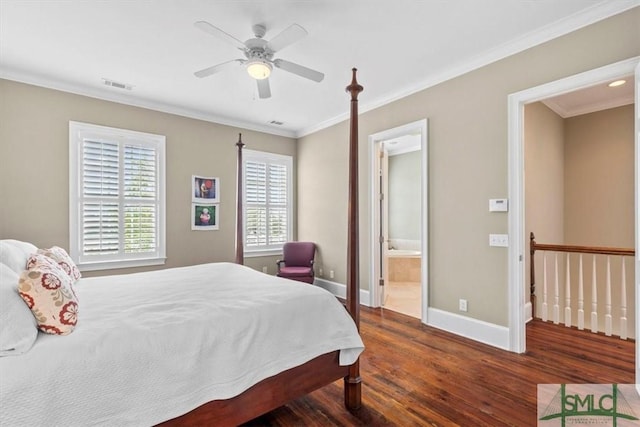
193 175 219 203
192 203 219 230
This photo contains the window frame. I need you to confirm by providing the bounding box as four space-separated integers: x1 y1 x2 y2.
242 149 293 257
69 121 166 271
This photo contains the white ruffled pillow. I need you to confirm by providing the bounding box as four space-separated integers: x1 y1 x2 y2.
0 240 40 356
0 239 37 274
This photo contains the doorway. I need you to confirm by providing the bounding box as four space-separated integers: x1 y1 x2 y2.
507 56 639 388
369 119 428 321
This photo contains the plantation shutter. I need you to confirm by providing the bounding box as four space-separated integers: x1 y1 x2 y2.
81 140 159 257
70 121 165 270
268 163 288 245
82 140 120 255
245 160 268 247
123 145 157 254
243 150 292 253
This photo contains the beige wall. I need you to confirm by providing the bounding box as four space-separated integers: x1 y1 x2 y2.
297 7 639 326
0 79 296 277
565 105 634 248
525 102 565 319
525 102 565 247
388 151 421 241
524 103 635 336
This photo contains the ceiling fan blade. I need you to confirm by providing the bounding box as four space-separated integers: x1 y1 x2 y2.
273 59 324 82
194 59 243 78
257 78 271 99
266 24 307 52
194 21 246 50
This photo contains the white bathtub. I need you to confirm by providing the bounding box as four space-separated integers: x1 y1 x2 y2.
387 249 421 258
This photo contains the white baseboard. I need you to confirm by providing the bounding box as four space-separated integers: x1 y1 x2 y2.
315 278 510 350
525 302 533 323
314 278 371 307
426 307 510 351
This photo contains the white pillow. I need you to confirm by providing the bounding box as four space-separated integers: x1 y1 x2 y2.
0 262 38 356
0 239 38 275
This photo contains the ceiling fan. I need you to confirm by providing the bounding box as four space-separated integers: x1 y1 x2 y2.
193 21 325 99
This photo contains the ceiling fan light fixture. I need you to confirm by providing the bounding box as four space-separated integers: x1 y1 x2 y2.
246 60 272 80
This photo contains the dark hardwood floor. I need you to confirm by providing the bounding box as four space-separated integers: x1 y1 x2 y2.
244 306 635 426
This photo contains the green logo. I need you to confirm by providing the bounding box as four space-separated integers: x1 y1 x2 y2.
538 384 640 426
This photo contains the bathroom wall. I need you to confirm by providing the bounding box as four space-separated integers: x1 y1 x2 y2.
388 150 421 249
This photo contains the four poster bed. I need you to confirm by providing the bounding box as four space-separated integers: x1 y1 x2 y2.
0 70 365 426
162 68 365 425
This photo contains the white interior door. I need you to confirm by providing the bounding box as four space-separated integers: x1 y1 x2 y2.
379 144 389 305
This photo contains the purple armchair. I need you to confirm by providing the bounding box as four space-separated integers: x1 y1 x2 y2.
276 242 316 284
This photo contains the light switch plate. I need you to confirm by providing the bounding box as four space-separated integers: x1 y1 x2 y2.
489 199 508 212
489 234 509 247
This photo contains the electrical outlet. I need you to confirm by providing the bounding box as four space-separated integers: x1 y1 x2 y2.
330 270 335 279
262 266 268 274
319 268 323 277
459 299 468 312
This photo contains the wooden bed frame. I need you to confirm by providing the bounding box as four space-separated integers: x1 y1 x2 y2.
159 69 364 426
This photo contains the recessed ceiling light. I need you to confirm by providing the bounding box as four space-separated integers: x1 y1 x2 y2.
608 80 626 87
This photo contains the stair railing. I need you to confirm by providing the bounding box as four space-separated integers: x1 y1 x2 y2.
529 232 635 339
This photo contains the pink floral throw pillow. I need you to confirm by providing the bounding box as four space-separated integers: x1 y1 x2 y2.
19 254 79 335
36 246 81 282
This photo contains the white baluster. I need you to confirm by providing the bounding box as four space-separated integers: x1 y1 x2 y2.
577 254 584 330
591 255 598 333
620 257 627 340
605 255 612 336
542 253 548 322
553 253 560 324
564 253 571 327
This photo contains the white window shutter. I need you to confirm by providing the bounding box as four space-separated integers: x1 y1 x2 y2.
69 121 166 271
243 151 292 254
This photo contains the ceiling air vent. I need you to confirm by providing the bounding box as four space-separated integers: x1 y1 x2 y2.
102 78 133 90
269 120 284 126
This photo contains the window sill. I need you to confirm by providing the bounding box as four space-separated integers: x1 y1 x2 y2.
244 249 283 258
78 257 167 272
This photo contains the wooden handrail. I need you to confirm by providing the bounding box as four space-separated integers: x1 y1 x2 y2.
531 235 634 257
529 232 634 321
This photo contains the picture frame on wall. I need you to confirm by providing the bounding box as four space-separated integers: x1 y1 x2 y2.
192 203 219 231
193 175 219 203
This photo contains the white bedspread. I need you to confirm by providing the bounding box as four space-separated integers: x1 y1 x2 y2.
0 262 364 426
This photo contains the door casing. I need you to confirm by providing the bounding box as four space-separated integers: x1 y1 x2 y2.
507 57 640 364
368 119 429 321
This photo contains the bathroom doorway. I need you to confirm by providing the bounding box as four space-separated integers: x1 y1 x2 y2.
369 120 428 321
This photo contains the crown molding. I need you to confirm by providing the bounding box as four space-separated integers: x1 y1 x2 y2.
0 67 297 139
296 1 640 138
542 94 635 118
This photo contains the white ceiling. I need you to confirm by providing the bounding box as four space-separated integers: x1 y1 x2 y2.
1 0 638 138
542 75 635 118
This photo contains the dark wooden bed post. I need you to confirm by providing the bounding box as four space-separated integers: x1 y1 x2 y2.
345 68 363 410
235 133 245 265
